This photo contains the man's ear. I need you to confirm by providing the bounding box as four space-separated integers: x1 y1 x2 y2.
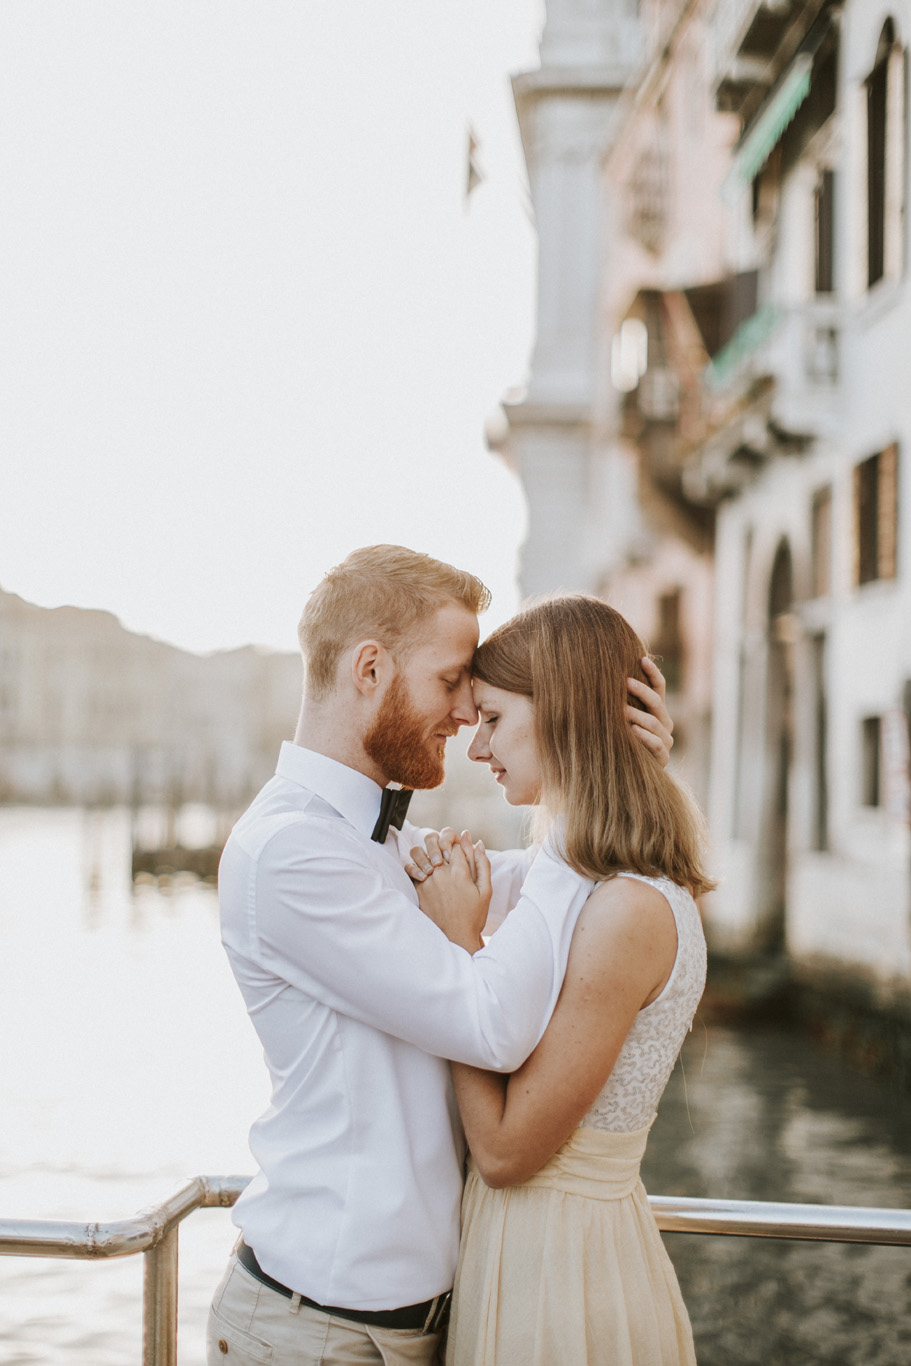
350 639 393 698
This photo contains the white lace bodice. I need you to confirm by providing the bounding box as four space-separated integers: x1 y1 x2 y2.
579 873 707 1134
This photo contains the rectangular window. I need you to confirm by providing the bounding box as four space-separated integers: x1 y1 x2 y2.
854 445 899 585
811 486 832 597
867 58 888 286
861 716 882 806
815 168 835 294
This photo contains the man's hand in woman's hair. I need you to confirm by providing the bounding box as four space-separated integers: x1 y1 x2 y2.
626 657 674 767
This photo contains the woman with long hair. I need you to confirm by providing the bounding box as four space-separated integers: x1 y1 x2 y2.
408 595 712 1365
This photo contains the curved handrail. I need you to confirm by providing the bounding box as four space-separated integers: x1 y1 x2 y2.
0 1174 248 1259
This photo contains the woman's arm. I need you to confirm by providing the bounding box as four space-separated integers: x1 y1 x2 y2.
452 876 678 1188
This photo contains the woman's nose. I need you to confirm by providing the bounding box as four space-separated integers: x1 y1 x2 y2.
467 728 489 762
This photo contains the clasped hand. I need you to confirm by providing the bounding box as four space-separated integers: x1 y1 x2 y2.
405 828 491 954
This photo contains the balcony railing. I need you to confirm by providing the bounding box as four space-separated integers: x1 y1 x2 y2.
706 298 841 396
713 0 804 111
714 0 793 69
2 1176 910 1365
714 0 767 68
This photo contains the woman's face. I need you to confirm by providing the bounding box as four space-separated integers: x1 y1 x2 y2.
467 682 542 806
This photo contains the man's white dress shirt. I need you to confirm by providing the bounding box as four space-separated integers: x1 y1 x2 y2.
219 742 594 1310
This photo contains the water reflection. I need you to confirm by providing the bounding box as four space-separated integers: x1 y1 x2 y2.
644 1023 911 1364
1 808 909 1364
0 806 266 1365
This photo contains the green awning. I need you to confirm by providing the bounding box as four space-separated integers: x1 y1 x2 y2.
705 304 782 391
724 53 813 195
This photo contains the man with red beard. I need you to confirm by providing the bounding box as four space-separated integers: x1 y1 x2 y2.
208 545 673 1366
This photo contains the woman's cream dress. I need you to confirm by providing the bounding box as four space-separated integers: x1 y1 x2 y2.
446 873 707 1366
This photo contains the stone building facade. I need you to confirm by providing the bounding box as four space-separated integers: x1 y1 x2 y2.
502 0 911 1013
690 0 911 1011
499 0 735 803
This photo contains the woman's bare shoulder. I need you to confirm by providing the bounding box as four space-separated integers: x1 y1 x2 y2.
583 874 675 922
570 876 678 1002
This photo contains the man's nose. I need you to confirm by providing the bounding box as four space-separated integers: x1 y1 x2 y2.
451 680 479 727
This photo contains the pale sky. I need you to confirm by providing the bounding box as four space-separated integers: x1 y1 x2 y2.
0 1 544 655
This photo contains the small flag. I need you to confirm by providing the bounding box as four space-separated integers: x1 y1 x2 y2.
466 128 483 198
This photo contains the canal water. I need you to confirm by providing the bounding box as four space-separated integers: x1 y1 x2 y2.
1 807 909 1364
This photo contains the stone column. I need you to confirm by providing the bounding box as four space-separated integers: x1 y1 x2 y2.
506 2 642 596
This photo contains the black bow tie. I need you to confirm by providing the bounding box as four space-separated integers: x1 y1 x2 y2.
371 786 414 843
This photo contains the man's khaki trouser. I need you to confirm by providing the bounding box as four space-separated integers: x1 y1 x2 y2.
206 1253 444 1366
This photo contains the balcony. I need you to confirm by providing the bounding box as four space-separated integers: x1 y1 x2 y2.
713 0 824 117
688 297 843 503
707 297 841 405
715 0 793 66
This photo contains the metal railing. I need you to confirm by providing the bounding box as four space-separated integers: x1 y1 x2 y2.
0 1175 247 1366
2 1177 910 1365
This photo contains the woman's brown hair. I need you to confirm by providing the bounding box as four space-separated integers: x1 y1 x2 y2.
472 595 715 897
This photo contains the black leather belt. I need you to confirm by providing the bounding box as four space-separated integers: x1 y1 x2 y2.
236 1240 451 1334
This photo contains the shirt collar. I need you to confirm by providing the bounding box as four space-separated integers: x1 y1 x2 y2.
275 741 384 839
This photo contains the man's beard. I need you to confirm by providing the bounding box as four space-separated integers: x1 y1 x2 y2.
363 674 451 790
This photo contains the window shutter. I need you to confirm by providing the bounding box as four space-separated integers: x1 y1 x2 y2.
811 487 832 597
867 57 888 286
878 443 899 579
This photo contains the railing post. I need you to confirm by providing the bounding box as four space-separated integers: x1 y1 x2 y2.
143 1224 179 1366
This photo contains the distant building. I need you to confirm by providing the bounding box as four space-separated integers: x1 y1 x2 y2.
0 586 526 852
0 586 301 808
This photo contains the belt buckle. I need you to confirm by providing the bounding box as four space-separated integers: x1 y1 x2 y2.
423 1292 451 1335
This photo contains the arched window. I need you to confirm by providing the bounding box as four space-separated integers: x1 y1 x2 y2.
866 19 906 287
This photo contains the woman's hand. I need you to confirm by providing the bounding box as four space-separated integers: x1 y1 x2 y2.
402 826 461 882
626 657 674 766
410 831 491 954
